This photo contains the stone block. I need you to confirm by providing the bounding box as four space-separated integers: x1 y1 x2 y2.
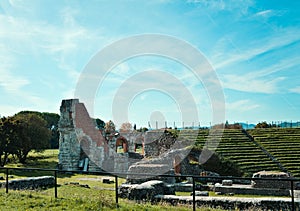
191 191 209 196
222 179 233 186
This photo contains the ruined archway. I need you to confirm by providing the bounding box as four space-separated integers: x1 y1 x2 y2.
116 136 128 153
79 137 90 170
173 155 182 175
134 136 144 155
80 137 90 159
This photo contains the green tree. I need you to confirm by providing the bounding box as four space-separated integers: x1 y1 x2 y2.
17 111 60 148
255 121 271 128
13 113 51 163
0 117 19 166
104 120 116 134
95 118 105 130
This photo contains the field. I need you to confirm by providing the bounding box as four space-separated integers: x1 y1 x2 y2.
0 150 224 211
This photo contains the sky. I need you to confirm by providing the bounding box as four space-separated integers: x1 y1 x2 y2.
0 0 299 128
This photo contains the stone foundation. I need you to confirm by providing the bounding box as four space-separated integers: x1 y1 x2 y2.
0 176 55 190
154 195 300 210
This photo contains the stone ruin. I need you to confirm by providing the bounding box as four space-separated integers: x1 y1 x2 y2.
58 99 148 173
57 99 300 209
58 99 193 177
214 171 292 196
251 170 290 189
0 176 55 190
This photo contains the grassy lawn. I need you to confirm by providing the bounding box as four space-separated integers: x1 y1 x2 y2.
0 149 225 211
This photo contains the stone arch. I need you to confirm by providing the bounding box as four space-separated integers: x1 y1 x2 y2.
116 136 128 153
173 155 182 175
80 137 90 159
134 136 144 154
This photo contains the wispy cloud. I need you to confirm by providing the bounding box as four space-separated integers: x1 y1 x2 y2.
212 28 300 70
188 0 254 15
0 44 29 94
221 74 285 94
253 9 286 19
289 86 300 94
226 99 260 112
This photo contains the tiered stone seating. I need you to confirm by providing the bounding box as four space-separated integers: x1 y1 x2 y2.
181 129 281 177
248 128 300 178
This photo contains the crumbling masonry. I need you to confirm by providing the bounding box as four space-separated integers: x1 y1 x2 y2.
58 99 198 176
58 99 147 173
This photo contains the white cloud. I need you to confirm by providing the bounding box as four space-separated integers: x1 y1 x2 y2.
226 99 260 112
254 10 273 18
220 54 300 94
221 74 285 94
253 56 300 77
289 86 300 94
253 9 286 19
212 27 300 70
188 0 254 15
0 44 29 93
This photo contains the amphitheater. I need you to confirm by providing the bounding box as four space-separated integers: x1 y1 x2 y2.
191 127 300 178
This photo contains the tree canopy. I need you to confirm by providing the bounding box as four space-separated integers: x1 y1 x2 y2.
0 112 51 165
104 120 116 134
17 111 60 148
119 122 133 132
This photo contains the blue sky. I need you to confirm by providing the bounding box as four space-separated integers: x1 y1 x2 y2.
0 0 299 128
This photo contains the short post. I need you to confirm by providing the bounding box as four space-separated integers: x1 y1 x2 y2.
5 168 8 194
192 176 196 211
54 170 58 198
291 180 295 211
115 176 119 208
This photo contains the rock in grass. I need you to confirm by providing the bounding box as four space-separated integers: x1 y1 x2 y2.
190 191 209 196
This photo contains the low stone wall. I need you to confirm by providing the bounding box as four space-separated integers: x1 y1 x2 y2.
0 176 55 190
154 195 300 210
214 184 290 196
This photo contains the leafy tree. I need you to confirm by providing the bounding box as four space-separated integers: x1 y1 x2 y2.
255 121 271 128
95 118 105 129
17 111 60 148
119 122 132 132
137 127 148 132
13 113 51 163
212 122 242 129
0 117 19 166
104 120 116 134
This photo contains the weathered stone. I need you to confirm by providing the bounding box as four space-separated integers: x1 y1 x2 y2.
102 178 113 184
191 191 209 196
58 99 145 173
214 183 290 196
118 180 175 201
127 163 175 184
251 171 290 189
154 195 300 210
0 176 55 190
222 179 233 186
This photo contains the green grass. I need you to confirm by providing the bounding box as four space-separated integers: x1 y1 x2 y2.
247 128 300 177
0 149 226 211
